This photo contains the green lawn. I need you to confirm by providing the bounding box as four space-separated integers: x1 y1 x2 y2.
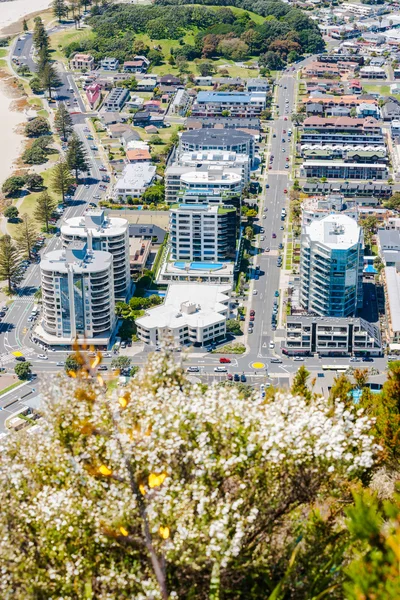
0 381 22 396
49 28 95 61
362 84 390 96
0 48 8 59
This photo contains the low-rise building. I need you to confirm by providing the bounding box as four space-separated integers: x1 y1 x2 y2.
136 284 231 347
86 83 101 109
129 237 152 275
360 66 386 79
170 89 191 116
191 91 266 117
100 57 119 71
302 181 391 198
70 53 95 71
356 103 380 118
300 161 388 180
301 194 358 225
283 316 382 357
123 56 149 73
300 116 384 146
383 265 400 347
126 148 151 163
377 229 400 265
103 87 130 112
114 163 156 201
246 78 270 92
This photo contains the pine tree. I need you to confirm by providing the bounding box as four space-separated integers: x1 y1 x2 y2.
23 19 28 32
51 159 74 202
15 214 38 260
37 45 51 74
328 373 353 405
0 235 22 293
52 0 67 22
34 190 57 233
66 133 89 182
54 102 73 140
33 17 49 53
291 365 312 402
40 62 61 99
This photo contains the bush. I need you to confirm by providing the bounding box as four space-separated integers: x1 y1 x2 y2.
226 319 243 336
25 117 50 137
4 206 19 221
22 146 47 165
29 76 43 94
25 174 44 190
213 342 246 354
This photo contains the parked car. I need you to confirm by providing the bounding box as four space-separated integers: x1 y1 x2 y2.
240 374 247 382
234 373 240 381
250 310 255 316
274 290 280 297
227 373 233 381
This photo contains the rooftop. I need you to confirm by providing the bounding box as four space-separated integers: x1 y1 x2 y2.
61 211 128 237
181 129 253 146
41 244 113 274
115 163 156 191
385 267 400 333
305 214 362 248
136 283 231 329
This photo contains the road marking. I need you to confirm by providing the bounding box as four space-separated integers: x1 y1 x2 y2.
279 365 290 374
252 362 265 369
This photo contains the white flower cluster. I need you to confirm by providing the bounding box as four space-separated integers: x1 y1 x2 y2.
0 353 379 598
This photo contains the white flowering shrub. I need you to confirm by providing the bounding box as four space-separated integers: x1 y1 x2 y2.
0 352 378 600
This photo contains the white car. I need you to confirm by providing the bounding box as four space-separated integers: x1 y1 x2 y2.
214 366 227 372
187 366 200 372
293 356 304 361
56 361 65 367
253 290 258 295
103 352 112 358
269 341 275 349
37 354 48 360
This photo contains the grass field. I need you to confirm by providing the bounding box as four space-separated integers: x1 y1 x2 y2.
363 84 391 96
49 28 95 61
152 57 259 78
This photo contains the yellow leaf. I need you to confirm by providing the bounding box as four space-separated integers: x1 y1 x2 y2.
148 473 167 488
139 484 146 495
119 526 129 537
98 465 112 476
97 375 104 386
68 370 77 378
91 355 101 369
159 526 170 540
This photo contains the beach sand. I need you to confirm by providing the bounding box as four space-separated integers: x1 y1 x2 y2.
0 0 52 36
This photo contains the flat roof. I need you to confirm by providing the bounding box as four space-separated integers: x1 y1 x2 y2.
115 163 156 190
61 211 128 238
303 160 386 168
136 283 231 329
196 91 264 104
181 129 253 146
180 170 242 185
305 213 361 248
40 248 113 274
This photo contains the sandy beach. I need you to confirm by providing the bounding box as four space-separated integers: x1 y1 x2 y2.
0 0 52 35
0 0 52 191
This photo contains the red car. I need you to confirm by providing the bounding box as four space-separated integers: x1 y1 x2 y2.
284 117 288 121
227 373 233 381
220 357 231 364
283 188 288 193
250 315 255 322
250 309 255 316
272 233 277 238
283 129 286 133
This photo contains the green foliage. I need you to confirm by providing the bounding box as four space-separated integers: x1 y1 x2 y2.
65 354 81 373
142 183 165 204
2 176 26 197
111 356 132 371
50 159 75 202
4 206 19 221
54 103 73 140
25 173 44 190
291 365 312 402
14 361 32 380
22 136 53 165
34 190 57 233
329 373 353 405
214 342 246 354
29 76 44 94
226 318 243 336
15 214 38 260
118 318 137 341
66 133 90 181
0 235 22 293
384 192 400 210
24 117 50 137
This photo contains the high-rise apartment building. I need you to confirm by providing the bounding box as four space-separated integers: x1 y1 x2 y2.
170 203 237 262
300 214 364 317
61 211 130 300
40 242 116 346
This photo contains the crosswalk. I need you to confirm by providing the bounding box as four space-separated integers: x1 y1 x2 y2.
0 347 35 365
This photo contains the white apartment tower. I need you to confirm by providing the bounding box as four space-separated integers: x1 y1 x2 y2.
40 242 116 345
61 211 130 300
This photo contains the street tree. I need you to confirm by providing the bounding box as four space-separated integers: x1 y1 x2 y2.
51 159 74 202
54 102 73 140
23 19 28 32
111 356 132 371
4 206 19 221
0 352 378 599
52 0 67 22
34 190 57 233
15 214 38 260
37 45 51 75
65 353 81 374
291 365 312 402
40 62 61 100
14 361 32 380
0 235 22 293
66 132 89 181
33 17 49 53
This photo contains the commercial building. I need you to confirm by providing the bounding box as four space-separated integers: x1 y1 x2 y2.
38 242 116 347
61 211 130 300
283 316 382 357
70 53 95 71
136 283 231 347
300 214 364 317
170 203 237 262
191 91 266 117
103 87 130 112
179 129 255 163
114 163 156 201
300 161 388 180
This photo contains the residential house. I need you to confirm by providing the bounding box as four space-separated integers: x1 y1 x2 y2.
356 102 380 118
303 95 377 110
137 78 157 92
168 89 189 116
123 56 150 73
126 148 152 163
70 53 94 71
306 103 324 116
381 97 400 121
86 83 101 110
360 66 386 79
120 129 141 147
302 61 341 78
377 229 400 266
100 57 119 71
158 74 182 86
133 111 151 127
348 79 363 94
125 94 144 110
246 78 269 92
326 106 351 117
143 100 162 112
107 123 132 139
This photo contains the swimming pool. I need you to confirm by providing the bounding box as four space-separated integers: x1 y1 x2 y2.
173 261 223 271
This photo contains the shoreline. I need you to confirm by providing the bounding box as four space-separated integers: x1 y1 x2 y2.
0 0 52 195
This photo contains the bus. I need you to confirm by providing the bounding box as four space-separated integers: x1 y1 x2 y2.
322 365 347 372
